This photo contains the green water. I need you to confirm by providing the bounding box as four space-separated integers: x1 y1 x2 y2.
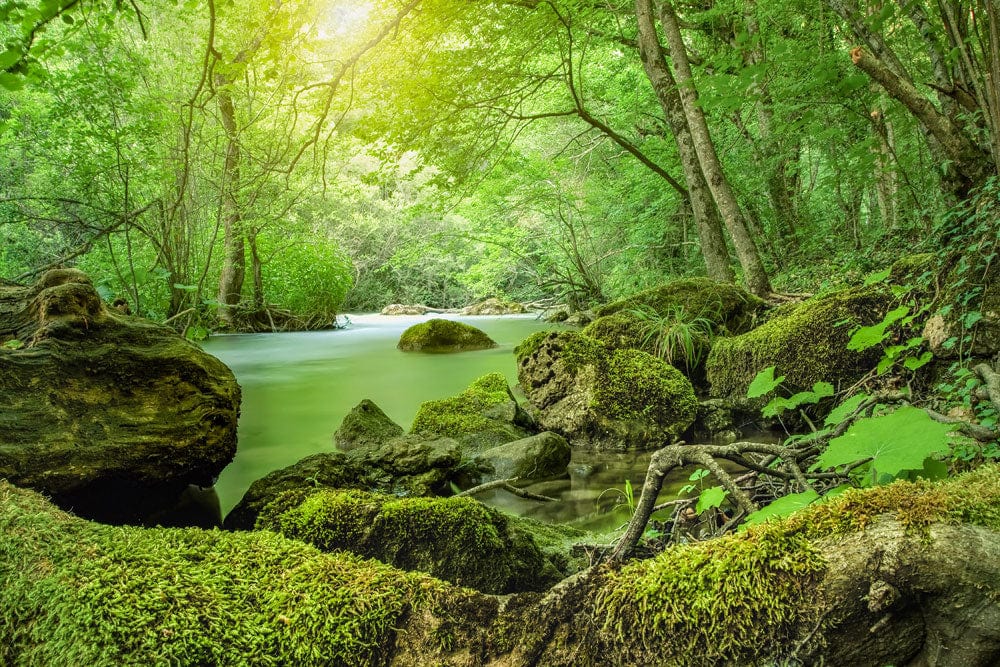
203 313 743 532
203 314 561 514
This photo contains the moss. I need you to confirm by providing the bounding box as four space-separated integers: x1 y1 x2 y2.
257 488 561 594
595 522 826 664
397 318 497 353
0 481 449 667
595 277 768 335
514 330 552 361
888 253 935 285
783 464 1000 538
409 373 522 443
705 284 891 401
581 312 647 352
514 330 604 376
593 349 697 438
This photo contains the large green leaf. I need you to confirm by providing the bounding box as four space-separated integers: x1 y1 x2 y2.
847 305 909 351
747 365 784 399
824 393 870 426
813 406 953 479
695 485 728 514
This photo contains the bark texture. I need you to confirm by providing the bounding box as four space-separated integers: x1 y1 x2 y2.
0 269 240 524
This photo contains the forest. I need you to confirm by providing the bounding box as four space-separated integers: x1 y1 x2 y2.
1 0 1000 665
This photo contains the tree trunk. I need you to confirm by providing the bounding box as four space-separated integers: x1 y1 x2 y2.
870 106 898 230
658 1 773 296
633 0 734 284
215 79 245 325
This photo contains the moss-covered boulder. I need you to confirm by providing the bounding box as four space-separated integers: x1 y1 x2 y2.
224 436 467 530
397 318 497 352
515 331 697 451
460 298 528 315
473 431 571 483
706 285 892 403
594 277 769 335
257 489 564 594
0 268 240 525
410 373 533 454
333 399 405 451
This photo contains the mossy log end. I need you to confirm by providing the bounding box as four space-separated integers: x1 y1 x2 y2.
0 269 240 524
3 469 999 665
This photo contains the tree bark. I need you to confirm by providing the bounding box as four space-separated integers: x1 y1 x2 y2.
850 46 993 193
215 79 245 325
658 1 773 296
633 0 734 284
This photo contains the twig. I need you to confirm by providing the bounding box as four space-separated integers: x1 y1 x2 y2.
456 477 556 502
924 408 997 441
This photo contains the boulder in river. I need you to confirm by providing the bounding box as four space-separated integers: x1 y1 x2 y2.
473 431 571 483
515 331 697 451
224 435 467 530
397 317 497 352
410 372 534 454
0 269 240 525
256 487 564 594
333 399 405 451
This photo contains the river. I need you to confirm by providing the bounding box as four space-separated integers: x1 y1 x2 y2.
203 313 708 532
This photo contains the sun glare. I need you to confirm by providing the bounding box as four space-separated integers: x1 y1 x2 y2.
317 1 374 39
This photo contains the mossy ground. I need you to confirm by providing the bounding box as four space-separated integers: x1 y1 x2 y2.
397 318 497 352
0 481 446 667
256 488 562 594
705 284 891 400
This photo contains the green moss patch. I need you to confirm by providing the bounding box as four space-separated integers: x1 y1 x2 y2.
257 488 562 594
593 349 697 435
397 318 497 353
595 278 768 335
581 312 647 352
595 522 825 664
0 481 447 667
706 284 891 401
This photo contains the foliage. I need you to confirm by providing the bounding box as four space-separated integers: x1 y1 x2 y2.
629 305 714 373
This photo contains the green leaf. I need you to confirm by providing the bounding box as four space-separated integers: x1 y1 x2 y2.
813 406 954 481
762 381 833 417
847 306 909 351
695 485 728 514
688 468 709 481
747 365 784 399
740 489 820 530
902 351 933 371
863 268 890 286
963 311 983 329
824 393 870 426
2 339 25 350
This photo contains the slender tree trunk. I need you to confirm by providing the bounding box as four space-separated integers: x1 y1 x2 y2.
870 105 897 230
658 1 772 296
633 0 734 284
248 227 264 310
216 79 245 325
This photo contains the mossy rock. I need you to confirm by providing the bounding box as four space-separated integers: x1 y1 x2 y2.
705 284 892 403
0 269 239 525
333 399 405 451
397 318 497 352
594 277 769 335
581 312 647 351
0 480 482 667
474 431 571 483
224 436 467 530
410 373 532 454
257 489 564 594
516 331 697 450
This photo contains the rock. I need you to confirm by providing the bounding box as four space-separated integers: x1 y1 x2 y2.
563 310 594 327
397 318 497 353
257 488 564 594
460 297 528 315
223 435 466 530
924 255 1000 358
0 269 239 525
410 373 533 454
333 399 404 451
705 284 892 405
595 277 769 335
381 303 431 315
515 331 698 451
474 431 571 483
543 305 570 322
693 398 739 440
